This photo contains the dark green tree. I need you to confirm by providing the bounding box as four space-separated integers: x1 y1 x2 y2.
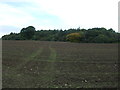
92 34 110 43
2 26 119 43
20 26 36 40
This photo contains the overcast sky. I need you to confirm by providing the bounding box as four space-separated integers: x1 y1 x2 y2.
0 0 119 37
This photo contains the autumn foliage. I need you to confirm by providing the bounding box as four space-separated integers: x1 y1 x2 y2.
66 32 82 42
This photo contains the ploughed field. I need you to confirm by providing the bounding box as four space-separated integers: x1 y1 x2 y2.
2 40 118 88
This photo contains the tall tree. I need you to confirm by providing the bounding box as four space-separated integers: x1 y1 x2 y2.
20 26 36 40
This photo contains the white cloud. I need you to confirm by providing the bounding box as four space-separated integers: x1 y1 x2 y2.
0 0 32 2
0 3 35 27
0 0 119 37
34 0 118 30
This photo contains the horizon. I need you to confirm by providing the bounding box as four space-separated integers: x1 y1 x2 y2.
0 27 118 38
0 0 119 38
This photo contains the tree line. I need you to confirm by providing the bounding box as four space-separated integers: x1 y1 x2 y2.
2 26 120 43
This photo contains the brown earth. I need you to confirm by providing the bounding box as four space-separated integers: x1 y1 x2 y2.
2 40 118 88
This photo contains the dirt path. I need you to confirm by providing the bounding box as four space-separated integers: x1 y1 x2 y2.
16 47 43 70
3 47 44 88
3 44 58 88
34 45 57 88
14 44 57 88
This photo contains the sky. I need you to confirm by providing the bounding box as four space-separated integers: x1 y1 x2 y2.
0 0 119 37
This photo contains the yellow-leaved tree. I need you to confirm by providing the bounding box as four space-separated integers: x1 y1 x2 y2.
66 32 82 42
